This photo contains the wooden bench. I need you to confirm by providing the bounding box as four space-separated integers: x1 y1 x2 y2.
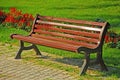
11 14 110 75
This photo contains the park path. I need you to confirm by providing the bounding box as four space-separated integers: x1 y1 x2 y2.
0 43 77 80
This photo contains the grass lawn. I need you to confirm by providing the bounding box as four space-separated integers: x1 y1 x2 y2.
0 0 120 80
0 0 120 31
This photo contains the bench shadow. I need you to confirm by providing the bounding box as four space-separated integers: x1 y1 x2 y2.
25 49 120 78
42 56 120 78
55 57 83 66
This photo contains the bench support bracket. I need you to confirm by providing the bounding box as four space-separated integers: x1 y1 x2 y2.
96 49 108 71
15 40 41 59
80 52 90 75
78 47 108 75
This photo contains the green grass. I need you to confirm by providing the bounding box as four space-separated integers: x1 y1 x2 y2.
0 25 28 44
0 0 120 31
0 0 120 80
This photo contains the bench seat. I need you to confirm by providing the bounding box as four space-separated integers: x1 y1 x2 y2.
11 34 80 52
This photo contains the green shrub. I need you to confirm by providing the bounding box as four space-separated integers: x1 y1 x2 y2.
116 41 120 49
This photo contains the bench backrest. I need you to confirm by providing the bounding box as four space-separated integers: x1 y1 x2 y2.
30 14 109 49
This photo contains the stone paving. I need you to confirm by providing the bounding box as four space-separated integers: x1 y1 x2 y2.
0 44 77 80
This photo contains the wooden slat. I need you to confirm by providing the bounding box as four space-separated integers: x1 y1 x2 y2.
12 34 79 52
34 29 99 43
36 20 102 32
31 34 97 48
38 16 105 26
35 24 100 38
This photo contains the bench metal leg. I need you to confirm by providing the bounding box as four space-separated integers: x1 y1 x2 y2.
96 49 108 71
80 52 90 75
15 47 23 59
15 40 24 59
15 40 41 59
32 44 41 55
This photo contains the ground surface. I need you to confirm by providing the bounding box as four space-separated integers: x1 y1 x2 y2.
0 43 77 80
0 43 120 80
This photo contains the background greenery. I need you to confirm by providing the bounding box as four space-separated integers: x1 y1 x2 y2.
0 0 120 80
0 0 120 32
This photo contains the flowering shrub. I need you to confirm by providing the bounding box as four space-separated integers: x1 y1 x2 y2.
116 41 120 49
105 31 119 43
1 7 34 31
105 31 120 48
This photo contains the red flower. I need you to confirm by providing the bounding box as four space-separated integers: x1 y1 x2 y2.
0 10 3 16
27 22 30 26
23 13 29 18
1 7 34 31
10 7 16 13
105 35 109 43
30 14 34 20
16 10 22 16
19 18 25 23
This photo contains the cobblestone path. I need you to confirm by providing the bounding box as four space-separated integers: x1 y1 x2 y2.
0 44 77 80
